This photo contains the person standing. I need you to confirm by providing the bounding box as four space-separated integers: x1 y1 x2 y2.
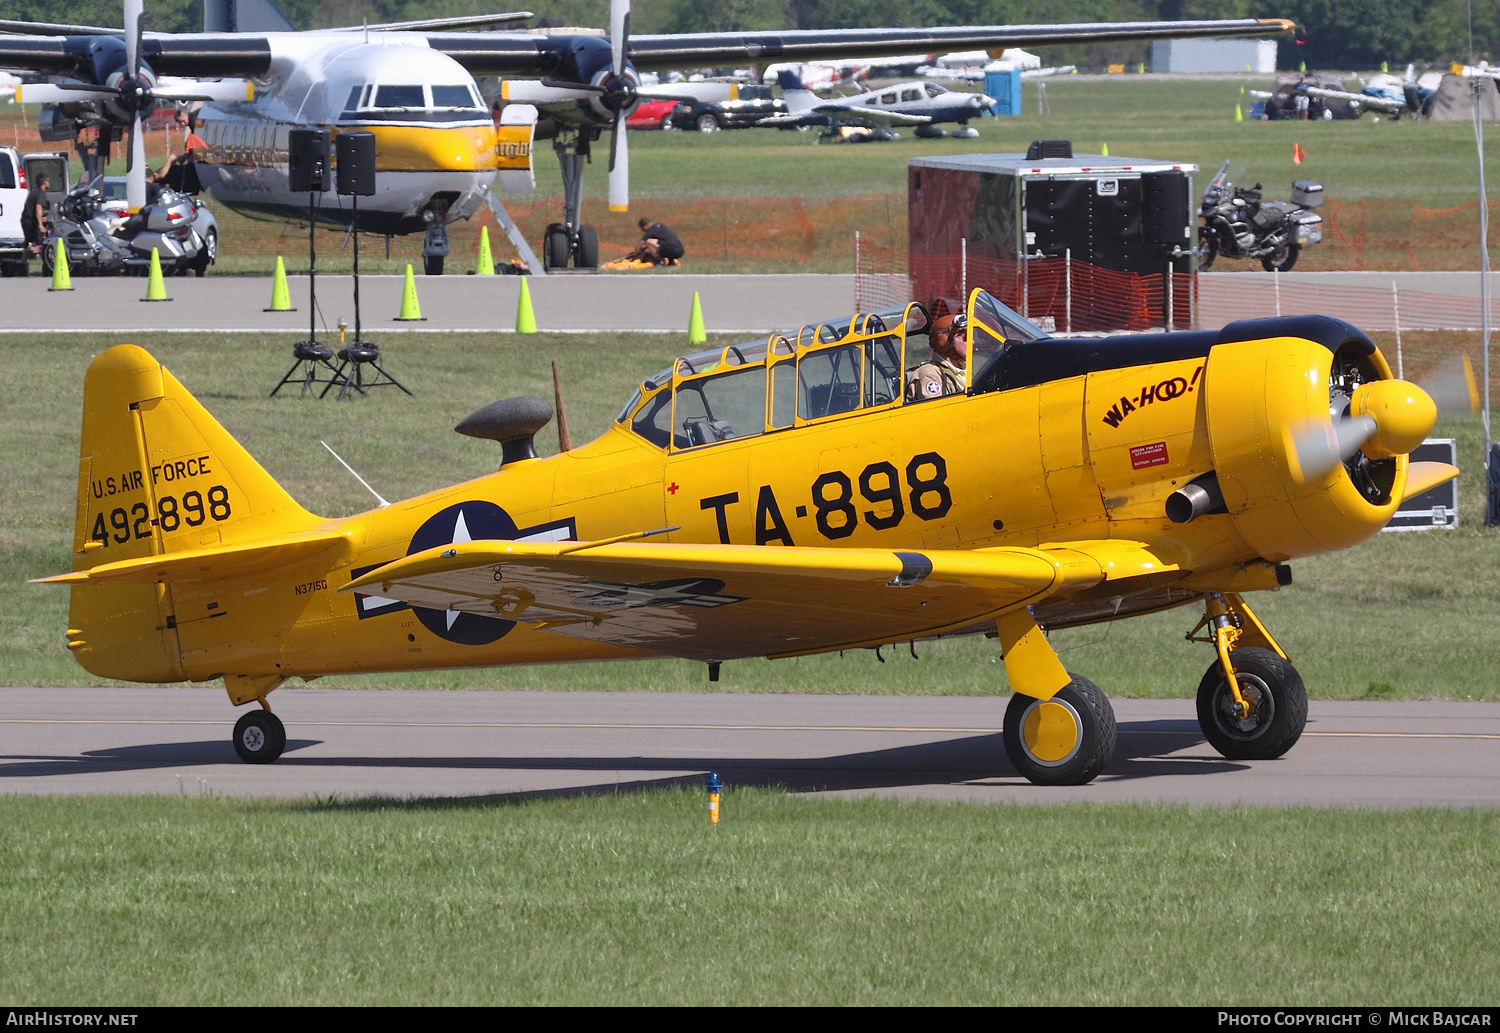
21 172 49 256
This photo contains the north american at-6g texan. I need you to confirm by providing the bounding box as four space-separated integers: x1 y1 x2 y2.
36 292 1454 785
1 0 1293 270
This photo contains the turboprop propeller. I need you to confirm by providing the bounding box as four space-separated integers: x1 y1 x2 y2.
13 0 251 211
1287 378 1437 484
501 0 734 212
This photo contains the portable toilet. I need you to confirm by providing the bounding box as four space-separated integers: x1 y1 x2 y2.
983 65 1023 116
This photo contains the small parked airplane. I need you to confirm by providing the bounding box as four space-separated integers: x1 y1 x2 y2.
35 290 1453 786
759 70 996 138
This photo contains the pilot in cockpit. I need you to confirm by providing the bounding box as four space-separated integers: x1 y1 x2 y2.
905 312 968 402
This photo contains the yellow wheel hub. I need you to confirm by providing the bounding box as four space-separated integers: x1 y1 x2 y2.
1022 700 1081 763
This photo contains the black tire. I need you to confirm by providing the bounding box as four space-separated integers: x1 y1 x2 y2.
1197 233 1219 270
1003 673 1117 786
576 223 599 268
40 242 56 277
423 254 445 275
1261 243 1300 272
696 112 720 133
543 223 569 270
1196 647 1307 760
232 710 287 764
193 227 217 277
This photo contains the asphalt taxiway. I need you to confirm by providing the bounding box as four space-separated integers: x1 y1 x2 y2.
2 687 1496 807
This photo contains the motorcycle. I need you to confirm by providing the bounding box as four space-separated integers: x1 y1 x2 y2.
41 178 217 277
1197 161 1323 272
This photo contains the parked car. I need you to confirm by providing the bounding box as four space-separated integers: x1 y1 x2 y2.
626 98 679 129
0 147 31 275
669 84 785 131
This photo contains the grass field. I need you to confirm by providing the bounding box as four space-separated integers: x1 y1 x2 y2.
6 74 1492 275
0 791 1496 1005
5 331 1497 699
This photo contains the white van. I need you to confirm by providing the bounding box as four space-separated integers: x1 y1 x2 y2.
0 146 28 275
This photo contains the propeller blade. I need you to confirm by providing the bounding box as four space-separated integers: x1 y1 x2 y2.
15 83 114 104
1287 414 1377 484
504 79 597 103
124 0 144 79
608 109 628 212
126 111 146 212
1417 354 1481 416
636 83 735 102
151 79 254 103
610 0 629 78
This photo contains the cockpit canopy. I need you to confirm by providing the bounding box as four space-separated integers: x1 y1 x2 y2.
618 291 1047 451
341 81 484 119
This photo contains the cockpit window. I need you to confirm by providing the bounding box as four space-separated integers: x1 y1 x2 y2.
966 289 1050 385
924 83 946 98
374 85 424 109
432 85 479 108
342 85 363 115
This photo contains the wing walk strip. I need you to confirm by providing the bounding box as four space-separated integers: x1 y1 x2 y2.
1 720 1496 740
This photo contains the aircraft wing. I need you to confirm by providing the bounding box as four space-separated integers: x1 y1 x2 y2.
1301 85 1405 112
0 19 1292 80
813 103 932 126
340 537 1172 662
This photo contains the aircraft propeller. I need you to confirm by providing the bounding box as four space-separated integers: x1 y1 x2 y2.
16 0 252 211
1287 378 1436 484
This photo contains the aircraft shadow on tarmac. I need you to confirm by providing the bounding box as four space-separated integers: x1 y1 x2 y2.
0 719 1247 799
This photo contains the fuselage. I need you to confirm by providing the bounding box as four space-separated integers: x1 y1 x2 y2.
192 33 532 234
65 307 1413 687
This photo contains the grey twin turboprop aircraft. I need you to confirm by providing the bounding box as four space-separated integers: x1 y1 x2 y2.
0 0 1292 271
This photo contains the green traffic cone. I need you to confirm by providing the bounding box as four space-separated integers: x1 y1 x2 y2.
687 291 706 345
1235 104 1243 122
476 226 496 276
516 276 537 333
143 247 170 302
395 264 425 321
264 255 295 311
1101 142 1108 156
48 237 72 292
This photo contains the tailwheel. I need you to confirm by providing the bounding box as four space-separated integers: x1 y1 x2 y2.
1003 674 1117 786
233 709 286 764
1196 647 1307 760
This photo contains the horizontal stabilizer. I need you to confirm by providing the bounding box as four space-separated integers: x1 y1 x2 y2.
33 529 346 586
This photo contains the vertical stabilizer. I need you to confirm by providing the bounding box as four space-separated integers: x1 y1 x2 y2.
776 69 816 115
203 0 298 33
65 344 321 681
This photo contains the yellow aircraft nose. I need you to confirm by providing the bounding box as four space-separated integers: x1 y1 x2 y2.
351 125 501 172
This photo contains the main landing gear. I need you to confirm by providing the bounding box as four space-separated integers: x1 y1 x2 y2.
999 592 1307 786
545 129 602 271
233 708 286 764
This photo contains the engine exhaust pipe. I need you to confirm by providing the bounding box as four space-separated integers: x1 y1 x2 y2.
1166 472 1226 525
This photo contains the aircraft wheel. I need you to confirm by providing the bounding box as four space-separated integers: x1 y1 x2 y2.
543 223 569 270
1003 674 1117 786
233 709 286 765
1261 243 1300 273
576 223 599 268
1196 647 1307 760
423 254 445 275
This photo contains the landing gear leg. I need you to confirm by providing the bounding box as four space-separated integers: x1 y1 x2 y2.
549 130 600 270
1187 594 1307 760
994 609 1116 785
422 215 449 275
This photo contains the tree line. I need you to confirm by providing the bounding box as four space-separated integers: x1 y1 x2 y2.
3 0 1494 70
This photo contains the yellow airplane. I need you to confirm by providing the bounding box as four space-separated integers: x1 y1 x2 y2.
34 291 1455 785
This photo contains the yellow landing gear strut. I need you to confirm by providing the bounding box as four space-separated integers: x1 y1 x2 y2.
1186 594 1307 761
224 674 289 764
997 610 1118 786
